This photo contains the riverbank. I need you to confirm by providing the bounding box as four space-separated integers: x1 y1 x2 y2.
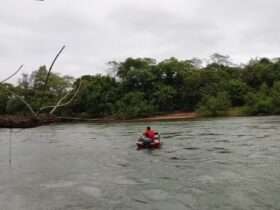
0 112 198 128
0 115 60 128
135 112 198 122
59 112 199 123
0 110 249 128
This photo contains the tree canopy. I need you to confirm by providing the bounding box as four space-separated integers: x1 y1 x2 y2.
2 54 280 118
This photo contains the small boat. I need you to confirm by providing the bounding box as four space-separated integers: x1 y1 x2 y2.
136 133 161 150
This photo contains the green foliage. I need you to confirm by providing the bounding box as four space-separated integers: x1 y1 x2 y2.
72 75 118 117
28 66 74 96
244 84 273 115
114 92 155 119
225 80 249 106
0 85 9 114
6 97 28 114
152 85 177 111
4 55 280 119
244 93 273 115
197 92 231 116
227 107 246 116
1 66 74 115
271 81 280 113
114 58 156 80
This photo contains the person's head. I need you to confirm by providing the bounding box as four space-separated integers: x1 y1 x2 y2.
146 126 151 131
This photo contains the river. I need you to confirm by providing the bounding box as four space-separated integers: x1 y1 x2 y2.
0 116 279 210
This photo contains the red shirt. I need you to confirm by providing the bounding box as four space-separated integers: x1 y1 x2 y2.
144 130 156 141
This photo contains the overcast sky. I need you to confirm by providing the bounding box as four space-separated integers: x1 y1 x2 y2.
1 0 280 82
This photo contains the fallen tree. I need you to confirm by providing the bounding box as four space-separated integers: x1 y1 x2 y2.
0 46 82 128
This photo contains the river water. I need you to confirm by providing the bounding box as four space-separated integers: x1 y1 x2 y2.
0 116 280 210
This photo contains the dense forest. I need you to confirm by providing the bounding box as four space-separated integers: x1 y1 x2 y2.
1 54 280 119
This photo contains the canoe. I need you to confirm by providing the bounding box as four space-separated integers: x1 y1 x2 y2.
136 139 161 150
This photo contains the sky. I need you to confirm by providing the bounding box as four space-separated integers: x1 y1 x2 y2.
1 0 280 82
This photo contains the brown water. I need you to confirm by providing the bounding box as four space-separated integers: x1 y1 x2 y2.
0 116 280 210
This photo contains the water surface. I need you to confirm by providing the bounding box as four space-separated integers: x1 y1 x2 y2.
0 116 280 210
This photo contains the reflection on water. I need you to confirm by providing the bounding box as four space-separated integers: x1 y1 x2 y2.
0 116 280 209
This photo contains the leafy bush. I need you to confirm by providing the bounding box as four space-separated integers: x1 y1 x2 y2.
114 92 155 119
0 88 9 114
6 97 29 114
244 90 273 115
197 92 231 116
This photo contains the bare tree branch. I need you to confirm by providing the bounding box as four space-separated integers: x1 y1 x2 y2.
43 45 66 91
39 91 71 113
39 79 82 114
39 92 72 113
37 45 66 111
0 65 24 84
49 79 82 115
0 46 75 122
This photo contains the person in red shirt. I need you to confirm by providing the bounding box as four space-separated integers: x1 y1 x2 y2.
137 126 160 147
144 126 156 142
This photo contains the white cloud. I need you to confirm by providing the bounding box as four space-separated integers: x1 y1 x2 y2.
1 0 280 83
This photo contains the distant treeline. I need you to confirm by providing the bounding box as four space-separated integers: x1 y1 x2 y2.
1 54 280 118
